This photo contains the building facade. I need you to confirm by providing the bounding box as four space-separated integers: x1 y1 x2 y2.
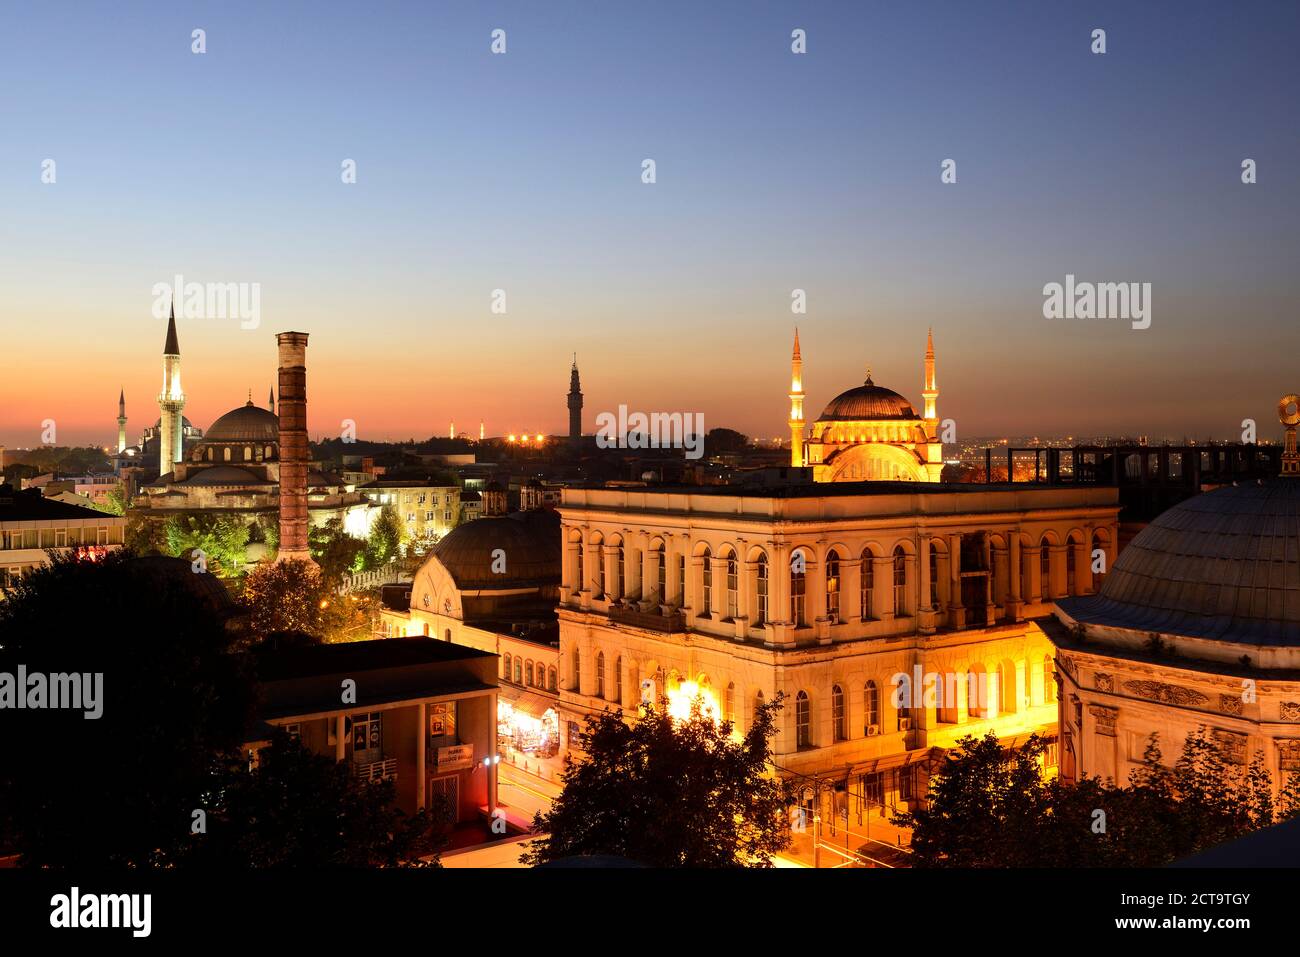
555 482 1119 860
0 486 126 592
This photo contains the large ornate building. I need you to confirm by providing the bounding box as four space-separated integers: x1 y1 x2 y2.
789 329 944 483
554 480 1119 862
1050 395 1300 793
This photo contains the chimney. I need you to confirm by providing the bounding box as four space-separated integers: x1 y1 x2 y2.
276 332 315 564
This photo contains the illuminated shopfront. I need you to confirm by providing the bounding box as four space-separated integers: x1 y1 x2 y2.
498 697 559 758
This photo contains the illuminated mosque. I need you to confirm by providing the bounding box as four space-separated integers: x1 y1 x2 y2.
788 329 944 482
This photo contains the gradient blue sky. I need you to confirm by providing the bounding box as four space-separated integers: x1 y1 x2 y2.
2 0 1298 448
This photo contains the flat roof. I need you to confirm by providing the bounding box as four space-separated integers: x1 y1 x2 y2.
255 637 494 682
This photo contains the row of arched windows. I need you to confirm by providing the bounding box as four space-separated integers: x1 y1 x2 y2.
200 444 275 463
502 653 557 693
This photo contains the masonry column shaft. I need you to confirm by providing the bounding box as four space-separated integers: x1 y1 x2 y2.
276 331 314 564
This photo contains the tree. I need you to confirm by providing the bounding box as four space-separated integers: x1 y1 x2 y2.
241 559 328 638
520 695 791 867
365 503 405 569
0 550 256 867
99 483 129 516
703 428 750 454
186 731 449 867
310 516 366 585
163 513 250 576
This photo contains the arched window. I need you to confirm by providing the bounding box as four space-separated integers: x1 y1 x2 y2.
1040 538 1052 599
223 447 231 462
725 550 738 618
861 549 874 621
649 545 664 603
755 553 769 625
826 550 841 623
572 646 581 691
513 659 522 684
755 689 765 724
725 681 735 723
864 681 880 732
796 691 811 749
525 661 534 687
701 547 713 615
929 542 941 608
832 684 846 741
1043 656 1057 703
548 666 557 692
244 446 252 461
892 546 907 615
503 653 512 681
596 651 606 699
576 542 584 594
444 628 451 642
790 550 806 627
1066 540 1076 595
205 447 213 461
675 553 685 605
614 656 622 704
616 545 627 600
265 445 273 459
595 536 607 597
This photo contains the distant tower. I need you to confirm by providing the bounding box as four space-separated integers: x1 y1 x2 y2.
922 328 939 426
276 331 314 565
450 421 455 440
117 389 128 454
157 302 185 475
788 329 805 467
268 387 275 414
567 354 583 449
479 420 485 441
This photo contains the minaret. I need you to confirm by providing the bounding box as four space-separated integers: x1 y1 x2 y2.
268 387 275 414
157 302 185 474
567 354 583 449
276 332 314 565
922 327 939 425
788 329 805 467
450 421 455 440
479 421 485 441
117 389 128 454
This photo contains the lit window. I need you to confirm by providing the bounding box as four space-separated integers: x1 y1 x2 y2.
796 691 811 749
826 551 840 623
864 681 880 731
832 685 845 741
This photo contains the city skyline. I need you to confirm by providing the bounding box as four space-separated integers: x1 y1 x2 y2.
4 0 1299 444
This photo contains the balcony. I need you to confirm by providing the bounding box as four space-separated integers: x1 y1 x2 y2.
352 757 398 781
609 606 685 633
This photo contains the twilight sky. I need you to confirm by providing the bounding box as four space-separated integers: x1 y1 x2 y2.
2 0 1298 448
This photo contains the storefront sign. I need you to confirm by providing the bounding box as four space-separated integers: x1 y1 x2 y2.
437 744 474 771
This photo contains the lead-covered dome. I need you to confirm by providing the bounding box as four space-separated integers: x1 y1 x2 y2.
206 402 279 443
431 509 560 590
817 377 917 421
1060 480 1300 644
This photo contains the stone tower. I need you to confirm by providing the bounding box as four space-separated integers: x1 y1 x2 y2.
276 331 314 565
923 327 939 426
567 355 583 449
157 303 185 475
117 389 128 454
788 329 805 467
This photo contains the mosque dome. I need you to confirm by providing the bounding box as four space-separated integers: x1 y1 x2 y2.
205 401 279 443
1059 479 1300 645
431 509 560 590
817 377 917 421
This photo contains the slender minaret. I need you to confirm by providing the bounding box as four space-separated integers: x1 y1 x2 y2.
117 389 128 453
788 329 805 467
157 302 185 474
922 327 938 425
479 421 485 441
268 387 275 414
567 354 583 449
450 421 455 440
276 332 315 565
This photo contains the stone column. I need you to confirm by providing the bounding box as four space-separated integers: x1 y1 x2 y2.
845 551 862 622
1008 535 1025 621
947 532 966 630
582 538 599 607
918 535 936 635
665 537 682 608
603 544 618 602
874 556 892 621
275 331 314 564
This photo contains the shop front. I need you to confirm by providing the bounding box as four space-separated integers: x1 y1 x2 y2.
498 691 559 761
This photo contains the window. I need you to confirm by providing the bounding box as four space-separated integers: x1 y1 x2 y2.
1066 541 1076 595
833 685 845 741
826 551 840 623
1044 656 1057 703
725 682 735 723
525 661 534 687
425 510 434 522
513 659 522 684
284 723 301 742
615 545 625 599
576 542 584 593
796 691 811 749
676 554 685 605
898 766 916 802
929 542 940 608
596 652 606 699
756 553 769 625
653 547 665 603
701 548 712 614
596 540 607 597
892 546 907 615
725 550 738 618
548 666 557 692
861 772 883 809
613 656 622 703
864 681 880 731
861 549 874 621
443 509 452 523
790 551 806 626
572 647 581 690
1040 539 1052 599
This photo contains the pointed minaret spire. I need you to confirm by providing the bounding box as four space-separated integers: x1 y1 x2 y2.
567 354 583 450
163 301 180 355
118 389 125 415
788 328 805 467
117 389 128 454
923 328 938 421
269 387 275 414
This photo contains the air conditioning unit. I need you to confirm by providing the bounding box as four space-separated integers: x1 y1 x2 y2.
898 718 912 731
866 725 879 737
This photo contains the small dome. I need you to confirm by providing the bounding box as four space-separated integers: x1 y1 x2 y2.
176 465 267 487
152 416 194 429
431 510 560 589
817 379 917 421
206 402 279 443
1060 480 1300 644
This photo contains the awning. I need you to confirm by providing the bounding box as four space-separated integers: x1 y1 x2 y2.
503 690 558 720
